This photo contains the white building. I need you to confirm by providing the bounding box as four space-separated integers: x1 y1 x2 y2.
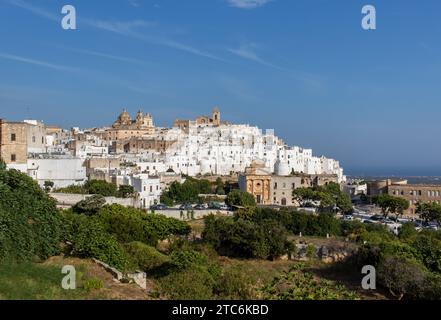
43 110 346 184
27 157 87 189
122 173 161 209
155 122 346 182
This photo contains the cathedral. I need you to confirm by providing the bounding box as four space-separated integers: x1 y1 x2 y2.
112 109 154 130
103 109 156 142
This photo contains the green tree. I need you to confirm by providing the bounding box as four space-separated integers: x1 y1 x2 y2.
378 255 427 300
85 180 117 197
416 202 441 226
68 216 129 270
43 180 54 192
124 241 170 272
399 222 418 240
160 194 174 207
293 183 353 214
97 204 191 245
117 185 135 198
0 167 64 262
372 194 409 219
411 235 441 273
215 178 225 195
292 187 319 206
225 190 256 208
202 215 290 259
72 195 106 216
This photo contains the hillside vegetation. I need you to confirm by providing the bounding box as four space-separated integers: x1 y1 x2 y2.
1 163 440 300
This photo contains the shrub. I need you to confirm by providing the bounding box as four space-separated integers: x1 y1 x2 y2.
72 195 106 216
83 278 104 291
399 222 418 241
411 235 441 273
97 204 191 246
161 177 212 204
170 250 208 271
97 205 158 246
117 185 135 198
306 244 317 259
378 255 427 300
158 268 216 300
214 265 255 300
225 190 256 208
261 264 358 300
54 184 87 194
124 242 170 272
69 217 129 270
202 215 291 259
0 167 64 262
84 180 117 197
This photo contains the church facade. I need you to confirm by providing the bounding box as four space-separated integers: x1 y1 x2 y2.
102 109 155 142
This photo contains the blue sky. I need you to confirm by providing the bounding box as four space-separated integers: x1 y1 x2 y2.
0 0 441 176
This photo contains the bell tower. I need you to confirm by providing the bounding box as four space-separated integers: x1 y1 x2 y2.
212 107 221 126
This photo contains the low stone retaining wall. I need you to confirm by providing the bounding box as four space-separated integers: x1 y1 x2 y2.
50 193 139 208
92 258 147 290
149 209 233 220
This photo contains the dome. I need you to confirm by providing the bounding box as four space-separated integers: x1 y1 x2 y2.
250 159 266 168
118 109 132 124
275 159 290 176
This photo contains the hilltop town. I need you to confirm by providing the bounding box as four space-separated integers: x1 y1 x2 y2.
0 107 345 209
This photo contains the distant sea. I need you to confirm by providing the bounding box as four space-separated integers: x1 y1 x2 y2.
345 167 441 184
347 175 441 185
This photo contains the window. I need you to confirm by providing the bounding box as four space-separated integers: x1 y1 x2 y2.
11 154 16 162
10 133 16 142
32 136 36 143
274 182 278 189
150 186 153 192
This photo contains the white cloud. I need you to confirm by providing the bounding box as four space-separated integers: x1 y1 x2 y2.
228 43 282 70
0 53 79 72
58 46 151 66
85 19 156 36
227 0 273 9
86 19 226 62
5 0 225 62
4 0 58 21
128 0 140 7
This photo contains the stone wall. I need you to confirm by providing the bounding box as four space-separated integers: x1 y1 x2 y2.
50 193 140 208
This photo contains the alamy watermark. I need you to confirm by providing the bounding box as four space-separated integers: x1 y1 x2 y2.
61 5 76 30
61 265 76 290
361 265 376 290
362 5 376 30
59 4 377 31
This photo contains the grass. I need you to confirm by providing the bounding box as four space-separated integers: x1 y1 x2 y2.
0 261 88 300
0 257 151 300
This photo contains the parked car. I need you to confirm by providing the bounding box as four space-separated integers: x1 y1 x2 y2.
208 202 222 209
426 225 439 231
179 203 193 210
343 215 354 221
151 204 168 210
194 203 208 210
219 204 231 211
370 215 384 221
